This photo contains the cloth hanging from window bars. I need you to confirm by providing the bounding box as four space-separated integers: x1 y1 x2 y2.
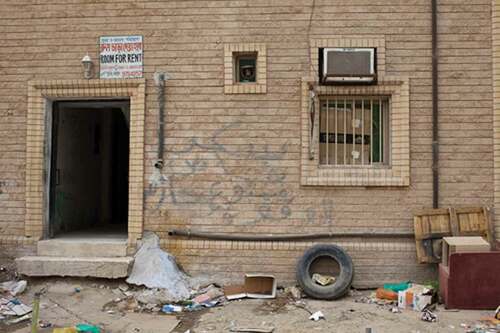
308 88 316 160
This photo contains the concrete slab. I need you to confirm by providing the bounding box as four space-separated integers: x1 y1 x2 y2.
37 238 127 257
15 256 133 278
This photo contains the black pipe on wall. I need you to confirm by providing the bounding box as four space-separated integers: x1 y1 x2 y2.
168 229 415 241
431 0 439 208
154 72 167 169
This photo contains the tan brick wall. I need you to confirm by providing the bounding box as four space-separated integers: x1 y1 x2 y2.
493 0 500 239
0 0 493 286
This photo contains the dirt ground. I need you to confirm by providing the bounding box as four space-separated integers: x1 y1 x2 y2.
1 276 498 333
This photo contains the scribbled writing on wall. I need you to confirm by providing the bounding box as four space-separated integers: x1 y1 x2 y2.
146 123 334 227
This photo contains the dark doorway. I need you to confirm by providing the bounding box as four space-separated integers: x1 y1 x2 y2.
49 100 130 238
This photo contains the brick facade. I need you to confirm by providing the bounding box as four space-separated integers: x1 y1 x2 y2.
0 0 495 287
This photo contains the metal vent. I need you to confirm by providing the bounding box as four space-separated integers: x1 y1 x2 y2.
322 48 376 84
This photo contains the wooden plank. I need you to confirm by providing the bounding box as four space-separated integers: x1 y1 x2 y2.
413 206 494 264
448 207 459 236
414 208 449 217
455 207 483 214
482 206 495 248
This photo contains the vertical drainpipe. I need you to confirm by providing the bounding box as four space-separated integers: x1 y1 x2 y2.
431 0 439 209
154 72 168 169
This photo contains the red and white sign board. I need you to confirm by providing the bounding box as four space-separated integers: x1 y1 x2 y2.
99 35 143 79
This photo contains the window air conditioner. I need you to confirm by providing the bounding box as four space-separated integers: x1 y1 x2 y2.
321 48 376 84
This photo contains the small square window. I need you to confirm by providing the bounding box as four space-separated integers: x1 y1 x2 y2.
235 53 257 83
224 43 266 94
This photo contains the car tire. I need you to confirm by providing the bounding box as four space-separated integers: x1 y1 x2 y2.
296 244 354 300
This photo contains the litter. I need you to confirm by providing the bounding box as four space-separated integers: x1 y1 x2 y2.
102 296 139 313
312 273 336 286
398 284 434 311
0 297 32 317
53 328 78 333
308 311 325 321
53 324 101 333
421 309 437 322
161 304 183 314
229 327 275 333
6 313 31 325
192 284 224 304
75 323 101 333
0 280 27 296
284 286 302 300
390 307 401 313
225 274 277 300
376 288 398 301
383 281 411 293
126 232 191 302
39 320 52 328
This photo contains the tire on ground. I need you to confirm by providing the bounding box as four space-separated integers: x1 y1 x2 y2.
296 244 354 300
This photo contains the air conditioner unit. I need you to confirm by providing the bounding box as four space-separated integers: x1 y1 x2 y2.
321 48 376 84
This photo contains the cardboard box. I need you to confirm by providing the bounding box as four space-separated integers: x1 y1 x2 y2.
224 274 277 300
442 236 490 266
398 284 433 311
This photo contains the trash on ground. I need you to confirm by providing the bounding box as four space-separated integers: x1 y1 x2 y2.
0 296 32 317
398 284 434 311
390 307 401 313
75 323 101 333
355 293 395 308
229 326 275 333
53 327 78 333
126 231 191 301
162 304 183 314
6 313 31 325
292 300 313 315
376 288 398 301
383 281 411 292
192 284 224 304
309 311 325 321
0 280 27 296
284 286 302 300
421 309 437 322
312 273 336 286
39 320 52 328
225 274 276 300
102 296 139 313
52 324 101 333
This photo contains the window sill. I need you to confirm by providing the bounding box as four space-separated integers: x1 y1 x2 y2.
301 167 409 187
224 83 266 94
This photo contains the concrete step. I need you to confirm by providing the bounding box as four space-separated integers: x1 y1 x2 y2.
15 256 133 278
37 238 127 257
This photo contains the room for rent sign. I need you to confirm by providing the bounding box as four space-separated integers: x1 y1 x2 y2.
100 36 143 79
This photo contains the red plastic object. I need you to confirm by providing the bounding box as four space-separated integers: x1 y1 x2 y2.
439 252 500 309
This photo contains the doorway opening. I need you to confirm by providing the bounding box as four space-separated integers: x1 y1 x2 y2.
49 100 130 239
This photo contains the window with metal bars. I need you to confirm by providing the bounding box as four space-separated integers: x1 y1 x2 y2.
319 97 389 166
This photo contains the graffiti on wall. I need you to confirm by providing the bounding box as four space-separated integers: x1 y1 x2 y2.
146 123 333 226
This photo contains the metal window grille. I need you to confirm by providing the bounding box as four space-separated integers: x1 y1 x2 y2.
319 97 389 166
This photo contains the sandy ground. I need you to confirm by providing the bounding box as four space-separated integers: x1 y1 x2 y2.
1 276 497 333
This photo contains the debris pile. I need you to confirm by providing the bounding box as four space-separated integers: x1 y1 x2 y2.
0 279 31 325
126 232 191 301
356 281 436 319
